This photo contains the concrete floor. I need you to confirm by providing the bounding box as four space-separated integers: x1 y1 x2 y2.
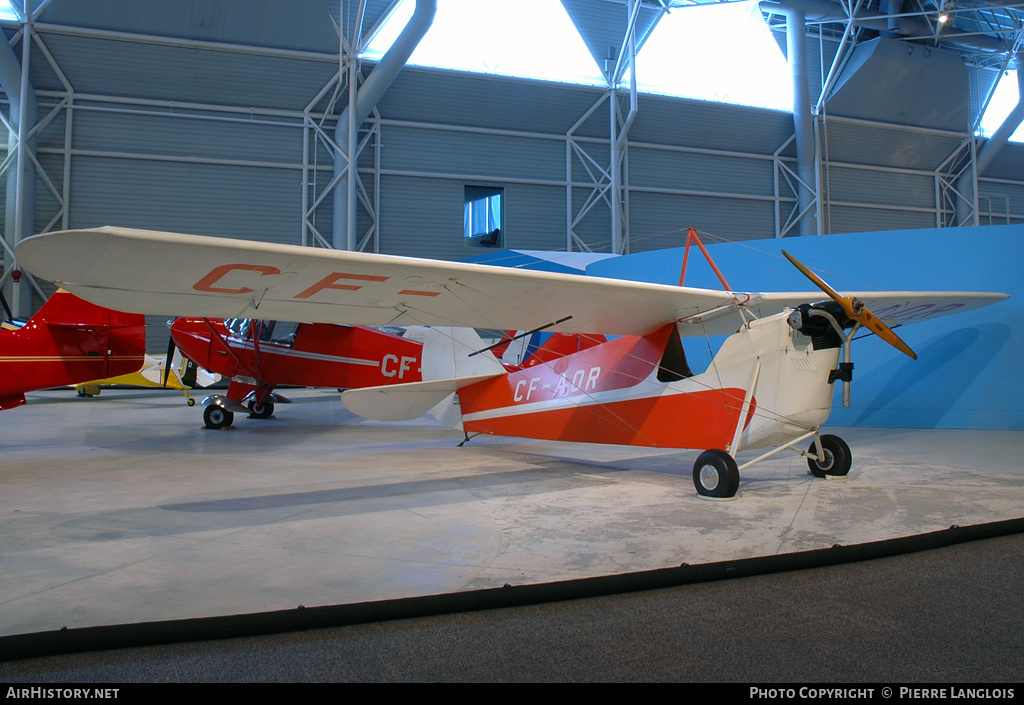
2 387 1023 639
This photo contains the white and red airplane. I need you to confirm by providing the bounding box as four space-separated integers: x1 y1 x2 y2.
15 226 1008 497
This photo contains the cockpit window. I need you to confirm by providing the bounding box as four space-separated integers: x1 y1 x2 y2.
253 321 274 343
270 321 300 345
225 318 248 338
657 325 694 382
224 318 300 347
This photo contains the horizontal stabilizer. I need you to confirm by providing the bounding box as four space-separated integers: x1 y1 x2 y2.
342 373 502 421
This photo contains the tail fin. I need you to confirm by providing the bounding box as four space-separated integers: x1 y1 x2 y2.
342 327 505 424
520 332 607 368
0 291 147 401
35 289 143 331
39 290 147 379
420 327 505 381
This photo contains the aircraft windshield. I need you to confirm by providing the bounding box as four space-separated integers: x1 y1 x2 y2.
224 319 301 346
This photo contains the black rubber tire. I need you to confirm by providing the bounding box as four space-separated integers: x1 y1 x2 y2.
693 449 740 498
203 405 234 430
807 434 852 478
248 400 274 419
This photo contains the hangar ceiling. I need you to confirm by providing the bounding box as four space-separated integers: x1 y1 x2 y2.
326 0 1024 78
14 0 1024 125
12 0 1023 78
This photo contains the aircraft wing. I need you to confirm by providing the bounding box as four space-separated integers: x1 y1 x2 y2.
15 227 739 337
684 290 1009 337
16 227 1008 338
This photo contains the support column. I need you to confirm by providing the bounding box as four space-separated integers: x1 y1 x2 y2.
0 20 37 316
333 0 435 250
787 9 818 237
609 89 622 254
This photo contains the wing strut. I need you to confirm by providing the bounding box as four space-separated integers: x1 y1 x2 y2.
469 316 573 357
201 318 261 382
679 228 732 291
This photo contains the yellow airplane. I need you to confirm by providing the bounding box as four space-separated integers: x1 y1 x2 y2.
76 350 218 405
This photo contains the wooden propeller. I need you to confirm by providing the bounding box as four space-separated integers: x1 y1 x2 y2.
782 250 917 360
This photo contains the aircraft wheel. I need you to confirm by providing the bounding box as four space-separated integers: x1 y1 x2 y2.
187 398 196 407
807 434 852 478
693 449 740 498
203 405 234 430
248 400 274 419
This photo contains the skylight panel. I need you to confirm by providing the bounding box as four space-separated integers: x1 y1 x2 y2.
979 70 1024 144
0 1 20 22
363 0 605 87
634 0 793 112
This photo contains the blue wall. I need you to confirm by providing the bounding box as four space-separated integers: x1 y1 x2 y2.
586 225 1023 430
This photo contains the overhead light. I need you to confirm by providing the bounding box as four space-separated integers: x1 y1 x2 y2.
939 0 955 24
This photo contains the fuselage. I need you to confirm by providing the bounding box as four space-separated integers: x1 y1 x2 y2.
169 317 423 390
0 291 146 409
452 312 838 453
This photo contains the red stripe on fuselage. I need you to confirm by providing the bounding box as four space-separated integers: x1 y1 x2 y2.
457 323 753 449
462 387 749 449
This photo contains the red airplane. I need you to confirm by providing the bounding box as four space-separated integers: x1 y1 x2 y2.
167 317 424 429
168 316 602 430
0 289 146 410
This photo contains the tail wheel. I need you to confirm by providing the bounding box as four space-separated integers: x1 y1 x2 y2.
203 405 234 430
693 449 740 498
248 400 274 419
807 434 852 478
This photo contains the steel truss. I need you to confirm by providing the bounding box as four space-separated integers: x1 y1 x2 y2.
301 66 381 253
302 0 384 253
566 90 631 254
1 5 69 312
769 1 1024 233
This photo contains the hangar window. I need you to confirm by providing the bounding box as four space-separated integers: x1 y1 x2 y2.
363 0 790 111
634 0 792 112
363 0 604 87
979 70 1024 143
362 0 1021 135
464 186 503 248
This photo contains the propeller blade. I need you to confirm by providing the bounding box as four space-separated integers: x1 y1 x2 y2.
781 249 917 360
180 358 198 389
163 333 176 387
855 307 918 360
